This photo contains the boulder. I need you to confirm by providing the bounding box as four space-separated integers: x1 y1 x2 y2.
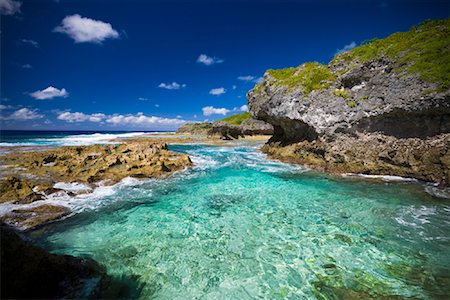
240 119 274 135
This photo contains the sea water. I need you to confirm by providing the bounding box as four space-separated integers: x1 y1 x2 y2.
24 143 450 299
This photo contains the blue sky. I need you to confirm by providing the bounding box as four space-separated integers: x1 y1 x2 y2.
1 0 449 131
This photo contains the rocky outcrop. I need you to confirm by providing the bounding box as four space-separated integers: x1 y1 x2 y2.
0 140 192 229
207 120 274 139
177 122 213 135
208 122 244 140
247 19 450 186
240 119 274 135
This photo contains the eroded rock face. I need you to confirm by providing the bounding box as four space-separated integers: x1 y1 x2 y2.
240 119 274 136
248 61 450 142
208 122 244 140
247 21 450 185
177 122 213 135
0 140 192 229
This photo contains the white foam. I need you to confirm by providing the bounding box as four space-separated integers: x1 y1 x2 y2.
54 182 92 194
424 186 450 199
341 173 417 182
53 132 148 146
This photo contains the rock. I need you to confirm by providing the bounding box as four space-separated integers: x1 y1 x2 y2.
177 122 213 135
0 204 71 230
0 222 107 299
0 140 192 229
248 19 450 185
208 122 244 140
239 119 274 135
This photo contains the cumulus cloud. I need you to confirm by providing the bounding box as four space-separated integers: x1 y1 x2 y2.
19 39 39 48
197 54 224 66
57 112 106 123
56 111 187 128
22 64 32 69
240 104 248 112
158 82 186 90
202 106 230 116
0 0 21 15
30 86 69 100
336 41 357 54
106 112 186 127
209 87 226 96
54 14 119 43
154 104 160 108
1 108 43 120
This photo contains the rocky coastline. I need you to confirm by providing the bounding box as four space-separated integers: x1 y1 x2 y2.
248 19 450 187
0 140 192 230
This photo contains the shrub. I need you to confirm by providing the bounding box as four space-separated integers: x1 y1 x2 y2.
347 101 358 108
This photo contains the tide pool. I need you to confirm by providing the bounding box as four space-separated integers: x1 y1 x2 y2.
31 143 450 299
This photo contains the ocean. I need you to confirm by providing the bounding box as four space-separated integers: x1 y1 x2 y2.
1 131 449 298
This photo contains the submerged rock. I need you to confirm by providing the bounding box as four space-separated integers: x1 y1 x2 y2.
247 19 450 185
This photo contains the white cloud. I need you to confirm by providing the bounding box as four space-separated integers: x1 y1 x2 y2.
138 97 149 101
0 0 21 15
238 75 262 83
106 112 186 127
240 104 248 112
197 54 224 66
56 111 187 129
57 112 106 123
209 87 226 96
336 41 357 55
237 75 255 81
1 108 43 120
202 106 230 116
158 82 186 90
30 86 69 100
232 85 237 90
176 115 182 119
154 104 160 108
54 14 119 43
22 64 32 69
20 39 38 48
0 104 14 110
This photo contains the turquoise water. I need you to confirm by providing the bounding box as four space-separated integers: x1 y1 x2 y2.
32 143 450 299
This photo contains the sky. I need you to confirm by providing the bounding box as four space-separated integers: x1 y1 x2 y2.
1 0 449 131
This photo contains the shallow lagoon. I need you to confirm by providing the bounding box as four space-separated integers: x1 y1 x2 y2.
32 143 450 299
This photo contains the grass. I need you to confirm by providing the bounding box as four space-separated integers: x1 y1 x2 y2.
331 19 450 91
347 101 358 108
358 95 369 100
333 89 351 99
217 112 251 126
267 62 336 95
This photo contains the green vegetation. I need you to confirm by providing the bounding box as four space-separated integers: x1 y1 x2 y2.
358 95 369 100
332 19 450 91
217 112 251 126
333 89 351 99
267 62 336 95
347 101 358 108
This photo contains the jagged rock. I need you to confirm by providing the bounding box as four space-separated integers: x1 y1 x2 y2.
0 140 192 229
0 204 71 230
208 122 244 140
240 119 274 135
247 19 450 185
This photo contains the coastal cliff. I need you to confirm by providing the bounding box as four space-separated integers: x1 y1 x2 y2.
248 19 450 185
